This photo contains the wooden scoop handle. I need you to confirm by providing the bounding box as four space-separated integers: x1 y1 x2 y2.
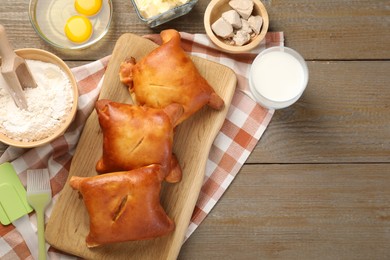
0 24 18 63
0 24 29 109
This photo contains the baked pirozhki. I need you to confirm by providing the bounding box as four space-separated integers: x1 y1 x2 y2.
69 164 174 247
119 29 224 125
95 99 183 183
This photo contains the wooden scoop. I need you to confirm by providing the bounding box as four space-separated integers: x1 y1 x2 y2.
0 24 37 109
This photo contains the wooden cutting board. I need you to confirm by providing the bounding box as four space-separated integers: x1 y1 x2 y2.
45 33 237 259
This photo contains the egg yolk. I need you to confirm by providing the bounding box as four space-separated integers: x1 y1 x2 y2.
64 15 93 43
75 0 103 16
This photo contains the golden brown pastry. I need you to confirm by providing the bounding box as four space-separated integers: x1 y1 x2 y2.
119 29 224 125
69 164 174 247
95 99 183 182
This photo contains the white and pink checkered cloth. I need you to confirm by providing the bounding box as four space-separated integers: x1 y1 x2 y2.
0 31 283 259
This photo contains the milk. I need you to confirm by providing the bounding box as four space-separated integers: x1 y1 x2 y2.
249 47 308 109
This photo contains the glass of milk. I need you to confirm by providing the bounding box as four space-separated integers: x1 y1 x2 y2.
249 46 309 109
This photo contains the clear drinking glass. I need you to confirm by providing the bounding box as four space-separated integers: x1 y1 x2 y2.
249 46 309 109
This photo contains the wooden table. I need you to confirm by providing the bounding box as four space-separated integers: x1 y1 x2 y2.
1 0 389 259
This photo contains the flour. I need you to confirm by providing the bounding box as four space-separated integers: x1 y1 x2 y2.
0 59 74 142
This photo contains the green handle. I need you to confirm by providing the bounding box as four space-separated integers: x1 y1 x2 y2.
36 210 47 260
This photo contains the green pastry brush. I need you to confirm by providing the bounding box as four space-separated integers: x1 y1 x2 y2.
27 169 52 260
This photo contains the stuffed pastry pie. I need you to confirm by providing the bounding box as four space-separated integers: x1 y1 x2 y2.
70 164 174 247
95 99 183 183
119 29 224 125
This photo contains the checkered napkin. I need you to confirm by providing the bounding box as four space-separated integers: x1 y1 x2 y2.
0 31 283 259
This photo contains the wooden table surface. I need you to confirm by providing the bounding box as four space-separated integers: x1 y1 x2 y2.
1 0 389 259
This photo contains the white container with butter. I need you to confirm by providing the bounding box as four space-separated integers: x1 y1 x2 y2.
249 46 309 109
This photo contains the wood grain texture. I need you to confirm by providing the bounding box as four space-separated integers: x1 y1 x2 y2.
0 0 388 60
179 164 390 259
249 61 390 163
264 0 390 60
0 0 389 259
45 33 237 259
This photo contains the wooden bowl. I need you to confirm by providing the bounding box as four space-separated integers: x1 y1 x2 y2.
0 48 78 148
204 0 269 53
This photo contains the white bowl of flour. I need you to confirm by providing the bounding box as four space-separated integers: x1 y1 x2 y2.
0 48 78 148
